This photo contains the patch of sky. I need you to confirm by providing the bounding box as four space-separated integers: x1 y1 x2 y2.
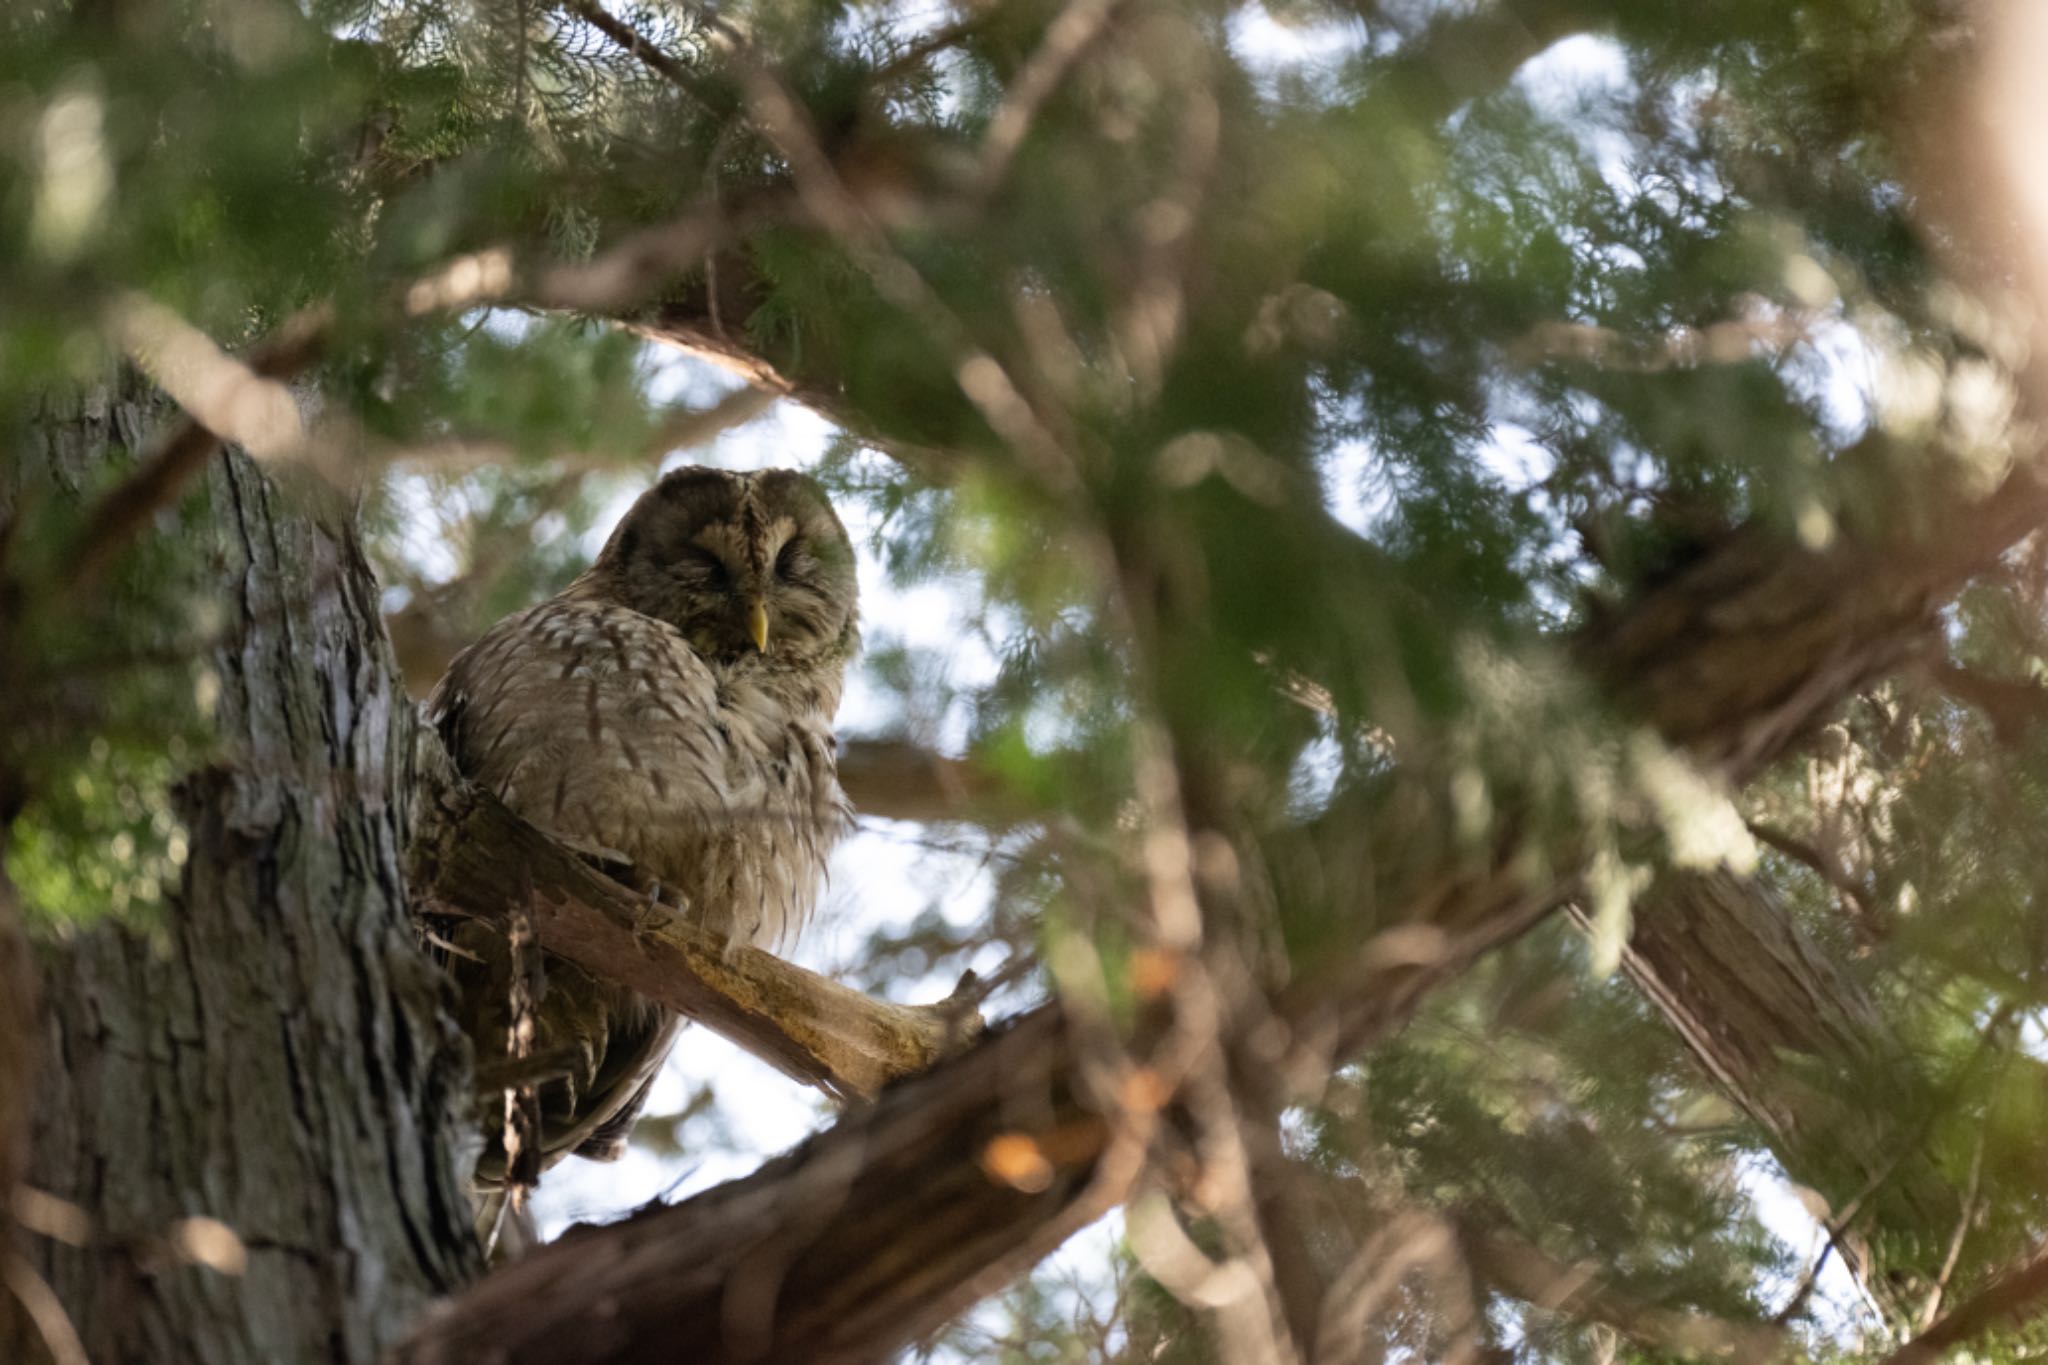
1785 314 1879 447
1514 35 1637 193
1226 0 1365 97
1737 1151 1878 1351
1287 721 1344 820
1318 435 1396 539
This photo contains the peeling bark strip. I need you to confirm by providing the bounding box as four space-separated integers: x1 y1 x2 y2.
410 730 982 1103
21 380 477 1365
393 1006 1115 1365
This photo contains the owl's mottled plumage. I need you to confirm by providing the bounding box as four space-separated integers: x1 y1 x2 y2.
428 466 859 1182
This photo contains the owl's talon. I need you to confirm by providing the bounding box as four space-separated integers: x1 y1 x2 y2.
540 829 639 883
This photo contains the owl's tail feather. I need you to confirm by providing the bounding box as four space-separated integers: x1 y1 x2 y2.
472 1187 539 1263
572 1067 662 1161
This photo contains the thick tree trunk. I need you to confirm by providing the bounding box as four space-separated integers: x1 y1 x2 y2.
12 377 478 1365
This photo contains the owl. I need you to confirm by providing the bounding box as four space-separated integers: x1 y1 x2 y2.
426 466 860 1185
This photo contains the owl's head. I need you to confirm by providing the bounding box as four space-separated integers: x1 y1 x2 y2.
590 466 859 665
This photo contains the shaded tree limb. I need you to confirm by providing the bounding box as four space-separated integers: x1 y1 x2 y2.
1614 873 1937 1208
840 739 1967 1308
393 1004 1117 1365
1879 1242 2048 1365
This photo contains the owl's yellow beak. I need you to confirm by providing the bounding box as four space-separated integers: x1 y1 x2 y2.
746 599 771 652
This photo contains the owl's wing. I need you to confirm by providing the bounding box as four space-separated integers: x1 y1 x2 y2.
429 595 739 1181
426 592 736 884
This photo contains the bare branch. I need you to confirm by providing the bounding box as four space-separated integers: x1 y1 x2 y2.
3 1253 89 1365
557 0 713 105
410 730 981 1103
392 1004 1130 1365
835 737 1015 825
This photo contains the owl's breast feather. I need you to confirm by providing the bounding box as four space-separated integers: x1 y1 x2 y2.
430 594 849 948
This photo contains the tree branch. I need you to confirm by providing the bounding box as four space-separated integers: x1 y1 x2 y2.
409 729 983 1103
392 1005 1122 1365
1879 1243 2048 1365
835 737 1014 825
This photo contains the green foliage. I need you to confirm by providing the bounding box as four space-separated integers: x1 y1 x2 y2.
3 377 215 930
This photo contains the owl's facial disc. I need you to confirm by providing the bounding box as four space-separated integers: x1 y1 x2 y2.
596 467 858 664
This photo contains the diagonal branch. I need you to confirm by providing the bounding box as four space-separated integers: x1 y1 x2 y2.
1880 1243 2048 1365
409 729 982 1103
65 303 330 593
393 1003 1117 1365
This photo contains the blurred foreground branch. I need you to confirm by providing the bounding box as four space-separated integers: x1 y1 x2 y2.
1880 1243 2048 1365
836 737 1015 825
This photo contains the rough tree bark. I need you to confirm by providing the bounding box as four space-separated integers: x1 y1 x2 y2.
11 375 477 1365
1621 874 1945 1206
